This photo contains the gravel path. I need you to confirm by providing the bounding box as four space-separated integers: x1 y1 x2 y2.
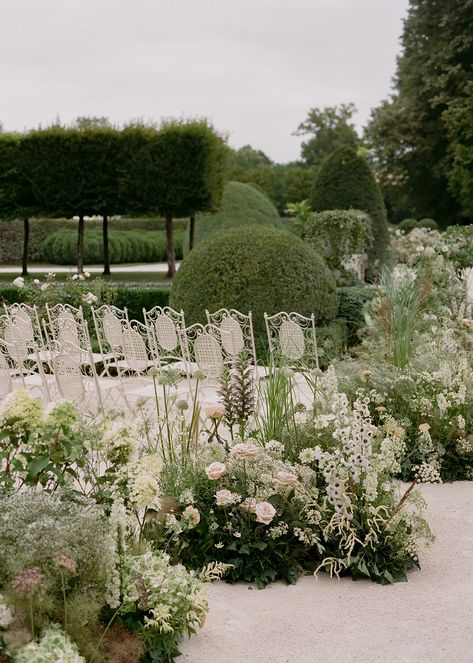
179 482 473 663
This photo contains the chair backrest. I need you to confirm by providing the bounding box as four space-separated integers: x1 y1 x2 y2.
50 341 105 412
4 303 44 346
264 311 319 368
45 304 90 351
178 323 225 380
92 305 129 354
53 352 85 402
1 315 29 362
143 306 186 367
119 320 155 375
0 345 12 397
206 308 257 366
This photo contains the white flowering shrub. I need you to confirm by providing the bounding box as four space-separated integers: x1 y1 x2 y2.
13 625 85 663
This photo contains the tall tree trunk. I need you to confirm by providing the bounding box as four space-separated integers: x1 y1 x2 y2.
21 218 29 276
165 212 176 278
102 213 111 275
189 213 195 251
77 215 85 274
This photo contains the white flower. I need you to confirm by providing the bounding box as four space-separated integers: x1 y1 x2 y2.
231 442 258 458
82 291 98 305
12 276 25 288
40 283 49 291
205 462 226 480
299 448 317 464
72 274 79 281
84 271 91 278
0 595 13 628
182 505 200 527
294 411 308 425
274 471 298 486
33 278 40 285
215 489 240 506
254 501 276 525
215 542 224 549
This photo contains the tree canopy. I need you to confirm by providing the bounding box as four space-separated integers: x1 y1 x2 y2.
365 0 473 225
295 104 359 167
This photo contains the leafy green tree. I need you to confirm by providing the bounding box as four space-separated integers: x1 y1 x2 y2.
365 0 473 225
228 145 272 170
0 134 38 275
295 104 359 167
20 126 122 273
444 81 473 219
149 120 228 277
311 146 390 278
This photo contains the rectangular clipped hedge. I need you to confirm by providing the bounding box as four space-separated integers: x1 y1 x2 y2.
0 285 171 323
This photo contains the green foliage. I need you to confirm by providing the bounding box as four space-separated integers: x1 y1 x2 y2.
444 81 473 218
398 218 439 233
186 181 282 252
337 285 375 344
305 209 369 272
365 0 473 225
171 225 339 336
41 228 184 265
311 146 390 278
295 103 359 167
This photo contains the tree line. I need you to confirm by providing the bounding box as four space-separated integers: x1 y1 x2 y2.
0 119 227 276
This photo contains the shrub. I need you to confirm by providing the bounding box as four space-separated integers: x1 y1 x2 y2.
170 225 338 336
184 181 282 253
337 284 375 344
311 147 390 278
41 228 184 265
418 218 438 230
305 208 370 273
398 218 419 232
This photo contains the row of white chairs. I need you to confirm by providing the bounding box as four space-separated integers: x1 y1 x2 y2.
0 302 320 411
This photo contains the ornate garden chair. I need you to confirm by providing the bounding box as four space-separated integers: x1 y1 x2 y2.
205 308 258 369
143 305 187 370
91 304 129 376
264 311 320 370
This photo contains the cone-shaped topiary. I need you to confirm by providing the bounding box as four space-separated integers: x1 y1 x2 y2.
184 181 282 254
171 225 338 336
310 146 390 278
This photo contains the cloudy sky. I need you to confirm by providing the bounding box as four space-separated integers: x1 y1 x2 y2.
0 0 409 162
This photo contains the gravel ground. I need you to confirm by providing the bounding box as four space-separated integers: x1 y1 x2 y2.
179 482 473 663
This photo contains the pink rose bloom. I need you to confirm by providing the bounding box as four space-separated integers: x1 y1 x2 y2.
231 443 258 458
275 471 297 486
254 501 276 525
419 423 431 433
205 462 226 480
240 497 258 513
215 489 239 506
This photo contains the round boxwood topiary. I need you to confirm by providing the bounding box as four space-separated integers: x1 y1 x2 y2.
184 181 282 254
311 147 390 279
170 225 339 336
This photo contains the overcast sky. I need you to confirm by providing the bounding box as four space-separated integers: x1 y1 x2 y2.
0 0 409 162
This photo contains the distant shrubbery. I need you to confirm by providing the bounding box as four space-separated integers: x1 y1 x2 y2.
185 181 282 253
41 228 184 265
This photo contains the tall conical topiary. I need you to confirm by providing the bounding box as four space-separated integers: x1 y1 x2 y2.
310 146 390 278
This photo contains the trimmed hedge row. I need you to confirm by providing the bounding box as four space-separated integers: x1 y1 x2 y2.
0 217 188 264
41 229 184 265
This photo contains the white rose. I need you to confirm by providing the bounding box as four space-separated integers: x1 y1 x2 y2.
254 501 276 525
424 246 435 257
182 505 200 526
205 403 225 420
240 497 258 513
84 271 91 278
215 489 237 506
415 245 424 253
12 277 25 288
33 279 40 285
205 462 226 480
231 442 258 458
275 471 297 486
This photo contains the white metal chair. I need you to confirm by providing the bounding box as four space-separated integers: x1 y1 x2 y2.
143 305 187 370
49 340 125 415
264 311 319 369
4 302 45 348
91 304 129 375
205 308 257 368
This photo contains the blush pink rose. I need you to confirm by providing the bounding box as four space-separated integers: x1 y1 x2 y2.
205 462 226 480
274 471 298 486
231 443 258 458
254 501 276 525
